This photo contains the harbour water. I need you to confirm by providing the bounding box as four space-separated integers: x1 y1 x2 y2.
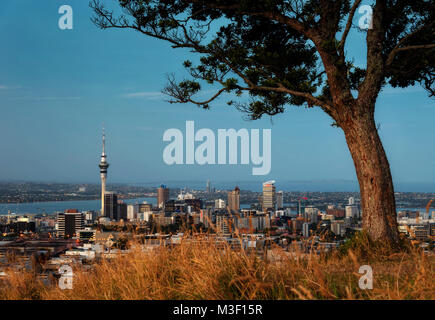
0 197 157 215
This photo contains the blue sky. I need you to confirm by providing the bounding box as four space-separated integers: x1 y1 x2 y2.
0 0 434 189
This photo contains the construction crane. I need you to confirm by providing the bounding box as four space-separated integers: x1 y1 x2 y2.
418 199 433 224
426 199 433 215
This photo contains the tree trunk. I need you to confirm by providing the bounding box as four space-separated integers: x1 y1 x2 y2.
341 109 399 247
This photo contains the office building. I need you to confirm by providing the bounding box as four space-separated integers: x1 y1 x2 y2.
262 180 276 211
331 221 345 236
157 185 170 208
276 191 284 209
216 215 232 234
200 208 213 228
302 222 310 238
127 204 138 221
77 228 96 242
104 192 118 220
227 186 240 212
118 201 128 221
345 205 359 219
84 211 98 224
139 202 153 213
414 225 430 241
326 209 345 218
57 209 84 238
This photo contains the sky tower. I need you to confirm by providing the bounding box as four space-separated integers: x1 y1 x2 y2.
99 128 109 217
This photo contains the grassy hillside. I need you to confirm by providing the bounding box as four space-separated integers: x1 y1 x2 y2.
0 234 433 300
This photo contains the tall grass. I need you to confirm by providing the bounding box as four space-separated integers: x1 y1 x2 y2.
0 234 433 300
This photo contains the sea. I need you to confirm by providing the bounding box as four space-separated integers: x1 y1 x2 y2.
0 197 156 216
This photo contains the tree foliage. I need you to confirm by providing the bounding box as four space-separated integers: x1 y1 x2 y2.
90 0 435 120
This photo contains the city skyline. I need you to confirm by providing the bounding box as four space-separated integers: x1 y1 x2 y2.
0 0 434 186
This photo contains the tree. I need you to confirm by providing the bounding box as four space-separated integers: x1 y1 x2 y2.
90 0 435 247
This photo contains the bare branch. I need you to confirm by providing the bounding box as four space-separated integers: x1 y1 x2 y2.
162 74 226 107
338 0 362 56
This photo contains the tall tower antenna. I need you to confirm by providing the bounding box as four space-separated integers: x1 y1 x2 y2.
102 125 106 155
99 126 109 217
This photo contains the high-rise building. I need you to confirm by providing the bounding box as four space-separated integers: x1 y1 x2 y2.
200 208 213 228
348 197 355 205
127 204 138 221
228 186 240 212
57 209 84 238
157 185 170 208
216 215 232 234
99 128 109 217
276 191 284 209
262 181 276 211
206 179 211 193
118 201 128 221
104 192 118 220
302 222 310 238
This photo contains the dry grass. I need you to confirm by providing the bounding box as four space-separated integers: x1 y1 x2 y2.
0 234 433 300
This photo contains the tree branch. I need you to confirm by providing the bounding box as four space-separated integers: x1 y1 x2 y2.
385 21 435 66
386 44 435 66
184 0 315 39
338 0 362 56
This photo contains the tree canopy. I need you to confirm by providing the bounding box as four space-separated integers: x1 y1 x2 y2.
91 0 435 122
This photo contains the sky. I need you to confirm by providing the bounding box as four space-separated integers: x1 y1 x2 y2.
0 0 434 191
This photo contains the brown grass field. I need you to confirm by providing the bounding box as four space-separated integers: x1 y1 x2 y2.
0 233 433 300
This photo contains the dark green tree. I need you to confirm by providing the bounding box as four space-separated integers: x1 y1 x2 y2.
90 0 435 247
